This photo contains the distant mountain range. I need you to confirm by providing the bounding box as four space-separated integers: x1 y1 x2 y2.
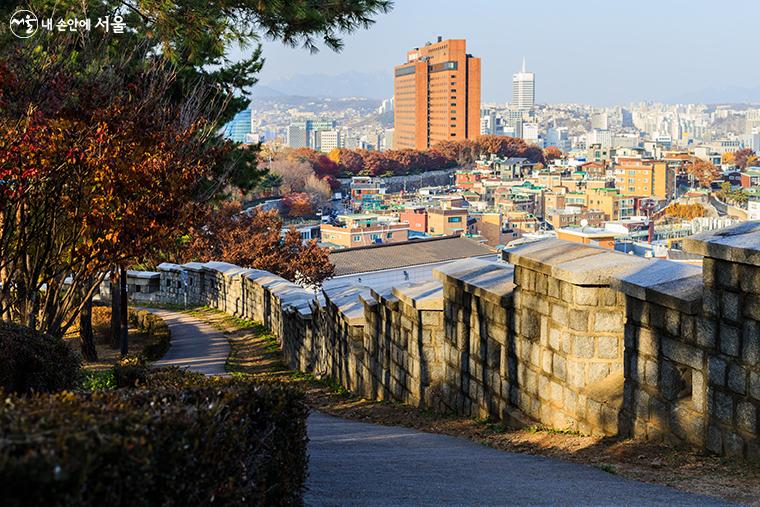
666 85 760 105
254 71 760 106
254 71 393 100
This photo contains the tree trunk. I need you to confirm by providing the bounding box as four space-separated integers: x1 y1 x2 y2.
119 266 128 357
79 287 97 362
110 270 121 349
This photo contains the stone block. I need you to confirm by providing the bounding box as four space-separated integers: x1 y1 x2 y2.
746 294 760 321
721 291 741 323
696 318 717 349
525 368 538 395
644 359 659 387
550 381 563 405
649 304 666 330
549 327 561 351
724 432 745 458
597 336 619 359
572 335 595 359
669 404 704 446
567 360 586 388
720 324 741 357
661 337 703 370
692 370 706 413
751 372 760 402
542 350 553 374
574 286 598 306
563 387 578 416
679 315 697 343
569 309 589 332
521 309 541 339
742 321 760 365
594 311 623 333
740 263 760 295
626 298 649 326
638 327 659 356
588 362 610 383
707 425 723 454
737 401 757 434
660 360 689 401
728 364 747 395
553 354 567 381
702 289 719 318
714 391 734 424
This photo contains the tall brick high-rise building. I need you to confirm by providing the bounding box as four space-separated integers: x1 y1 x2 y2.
393 37 481 150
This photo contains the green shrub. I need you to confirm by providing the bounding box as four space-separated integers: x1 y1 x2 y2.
112 355 149 388
79 369 115 390
0 371 308 506
0 321 81 393
133 310 171 361
90 306 113 345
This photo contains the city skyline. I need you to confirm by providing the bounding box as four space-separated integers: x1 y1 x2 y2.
234 0 760 106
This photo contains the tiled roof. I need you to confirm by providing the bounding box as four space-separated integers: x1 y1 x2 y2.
329 236 496 277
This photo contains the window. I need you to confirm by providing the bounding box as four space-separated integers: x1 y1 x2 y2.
353 235 361 242
448 216 462 223
386 232 393 239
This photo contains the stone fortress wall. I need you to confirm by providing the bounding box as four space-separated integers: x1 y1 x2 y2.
155 222 760 460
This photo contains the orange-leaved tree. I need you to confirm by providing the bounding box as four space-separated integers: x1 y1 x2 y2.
0 41 226 358
686 158 722 188
180 203 334 287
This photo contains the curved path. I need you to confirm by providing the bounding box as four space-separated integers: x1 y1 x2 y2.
150 309 229 375
151 309 731 506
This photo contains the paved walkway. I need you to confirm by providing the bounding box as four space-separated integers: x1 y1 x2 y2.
149 310 732 506
306 412 731 507
150 309 228 375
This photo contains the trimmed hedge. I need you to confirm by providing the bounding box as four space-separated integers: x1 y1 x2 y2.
0 370 308 506
130 310 171 361
0 321 81 393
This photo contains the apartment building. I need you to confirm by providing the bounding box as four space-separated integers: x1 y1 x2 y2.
320 214 409 249
398 206 428 233
393 37 481 149
546 207 605 230
613 160 671 199
585 187 635 220
427 207 471 236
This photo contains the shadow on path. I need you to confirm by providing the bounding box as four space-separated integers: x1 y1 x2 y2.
149 309 229 375
306 411 733 507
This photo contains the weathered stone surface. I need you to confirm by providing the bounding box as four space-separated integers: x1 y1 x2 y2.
612 261 703 314
506 239 650 286
683 221 760 267
392 280 444 311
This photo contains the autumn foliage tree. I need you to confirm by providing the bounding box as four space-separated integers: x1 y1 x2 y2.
282 192 314 217
0 42 227 357
686 158 722 188
663 203 707 220
180 203 334 287
543 146 563 162
734 148 756 170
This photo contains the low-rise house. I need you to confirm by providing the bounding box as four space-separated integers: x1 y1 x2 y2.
321 214 409 249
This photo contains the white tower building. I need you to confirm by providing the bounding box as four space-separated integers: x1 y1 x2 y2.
512 58 535 112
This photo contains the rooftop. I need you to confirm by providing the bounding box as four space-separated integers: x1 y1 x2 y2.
329 236 496 277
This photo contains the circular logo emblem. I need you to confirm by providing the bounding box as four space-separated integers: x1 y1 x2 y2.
9 10 38 38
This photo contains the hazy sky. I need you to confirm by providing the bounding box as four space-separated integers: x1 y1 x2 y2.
233 0 760 105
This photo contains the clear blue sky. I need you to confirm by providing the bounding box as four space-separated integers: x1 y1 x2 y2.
234 0 760 105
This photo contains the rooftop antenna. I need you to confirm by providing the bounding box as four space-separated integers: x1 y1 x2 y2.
522 57 526 73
